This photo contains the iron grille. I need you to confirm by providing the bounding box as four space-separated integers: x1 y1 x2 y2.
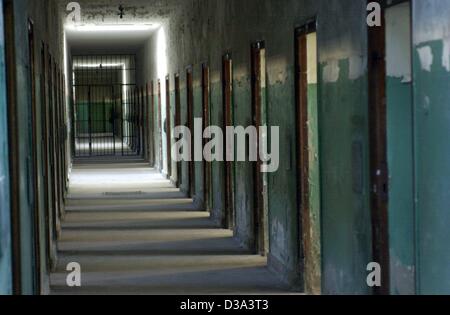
71 55 142 157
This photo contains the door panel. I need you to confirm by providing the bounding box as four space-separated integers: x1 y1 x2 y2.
296 24 322 294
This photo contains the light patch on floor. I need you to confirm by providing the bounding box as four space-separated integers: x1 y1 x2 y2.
52 162 293 295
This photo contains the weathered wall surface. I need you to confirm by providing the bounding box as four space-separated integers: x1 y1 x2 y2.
4 0 66 294
413 0 450 295
46 0 450 295
0 1 12 295
136 0 374 293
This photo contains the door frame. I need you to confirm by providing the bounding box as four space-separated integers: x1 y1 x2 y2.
186 66 195 198
148 81 155 166
143 86 148 161
222 53 234 229
174 73 181 188
367 0 390 295
165 75 172 178
4 0 22 294
295 20 322 294
157 79 163 172
250 41 268 255
201 63 211 211
55 66 62 221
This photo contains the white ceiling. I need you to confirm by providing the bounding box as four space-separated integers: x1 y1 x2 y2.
66 24 159 54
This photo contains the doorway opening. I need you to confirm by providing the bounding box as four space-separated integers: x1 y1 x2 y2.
165 75 172 178
251 41 269 256
222 53 234 229
157 79 163 170
202 63 211 211
295 21 322 294
174 74 181 188
147 81 155 166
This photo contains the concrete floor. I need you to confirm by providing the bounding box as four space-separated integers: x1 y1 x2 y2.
50 162 293 295
74 135 137 157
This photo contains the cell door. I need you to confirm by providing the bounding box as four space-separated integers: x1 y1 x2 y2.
296 22 322 294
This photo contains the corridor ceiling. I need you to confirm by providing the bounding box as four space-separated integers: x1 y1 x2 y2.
66 24 160 54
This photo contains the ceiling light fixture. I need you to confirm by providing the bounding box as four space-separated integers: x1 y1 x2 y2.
73 63 124 69
118 4 125 19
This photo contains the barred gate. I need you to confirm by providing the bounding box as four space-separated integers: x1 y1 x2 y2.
71 55 142 157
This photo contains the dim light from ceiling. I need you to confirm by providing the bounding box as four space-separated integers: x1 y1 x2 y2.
66 24 158 32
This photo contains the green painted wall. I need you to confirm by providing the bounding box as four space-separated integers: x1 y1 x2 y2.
125 0 450 294
0 0 12 295
210 80 225 225
266 66 298 282
386 76 415 294
319 59 372 294
411 0 450 294
12 0 38 294
385 2 415 295
179 85 190 195
233 73 255 249
169 88 176 181
413 42 450 294
193 84 204 208
154 88 162 170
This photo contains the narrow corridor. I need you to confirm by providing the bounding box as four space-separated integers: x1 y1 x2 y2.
50 161 291 294
1 0 450 297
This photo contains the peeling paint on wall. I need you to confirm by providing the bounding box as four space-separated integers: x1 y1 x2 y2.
417 46 433 72
322 60 340 83
270 218 287 262
349 55 366 81
386 3 412 82
390 251 415 295
442 37 450 71
267 55 289 85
